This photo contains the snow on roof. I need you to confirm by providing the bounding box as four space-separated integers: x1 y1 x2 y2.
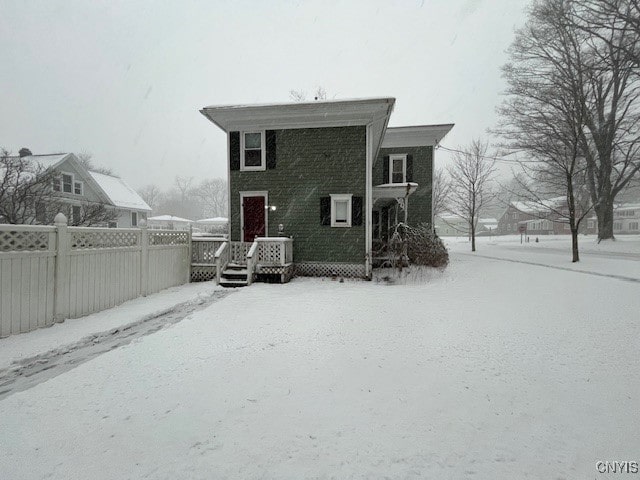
148 215 192 222
29 153 71 168
8 153 71 171
196 217 228 224
478 218 498 224
89 171 151 211
511 198 563 214
616 203 640 211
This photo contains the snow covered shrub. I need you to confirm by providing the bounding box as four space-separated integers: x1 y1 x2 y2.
404 223 449 268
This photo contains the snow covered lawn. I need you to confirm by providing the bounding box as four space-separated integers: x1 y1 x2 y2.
1 251 639 479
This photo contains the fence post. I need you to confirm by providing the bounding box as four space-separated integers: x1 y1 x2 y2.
140 221 149 296
53 213 69 323
187 225 193 283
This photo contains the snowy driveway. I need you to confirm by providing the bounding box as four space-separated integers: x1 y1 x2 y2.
1 252 639 479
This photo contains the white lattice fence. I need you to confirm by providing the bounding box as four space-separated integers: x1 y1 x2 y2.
71 229 139 249
295 262 366 278
0 225 57 337
149 231 189 246
0 228 52 252
0 219 191 338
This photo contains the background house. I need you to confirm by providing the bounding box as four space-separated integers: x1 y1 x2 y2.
16 151 150 227
497 198 592 235
613 203 640 234
434 215 498 237
147 214 193 231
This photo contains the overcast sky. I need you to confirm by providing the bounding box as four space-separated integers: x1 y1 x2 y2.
1 0 530 190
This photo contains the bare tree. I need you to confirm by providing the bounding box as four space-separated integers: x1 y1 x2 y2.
138 184 163 212
193 178 227 218
174 176 193 203
77 152 115 176
1 149 119 226
497 0 640 241
289 86 330 102
66 203 119 227
0 149 58 224
289 89 307 102
496 0 595 261
446 140 497 252
431 167 451 218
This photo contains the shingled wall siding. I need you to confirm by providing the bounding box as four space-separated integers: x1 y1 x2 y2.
373 146 434 227
230 126 367 264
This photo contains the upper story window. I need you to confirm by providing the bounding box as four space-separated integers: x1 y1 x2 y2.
62 174 73 193
241 131 265 171
54 173 82 195
389 154 407 183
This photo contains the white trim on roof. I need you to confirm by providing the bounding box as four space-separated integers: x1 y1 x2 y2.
381 124 455 148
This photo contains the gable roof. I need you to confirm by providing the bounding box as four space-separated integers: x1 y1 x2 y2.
200 97 396 161
24 153 74 170
89 171 151 211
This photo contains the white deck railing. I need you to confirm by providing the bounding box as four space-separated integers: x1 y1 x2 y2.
191 237 226 265
255 237 293 266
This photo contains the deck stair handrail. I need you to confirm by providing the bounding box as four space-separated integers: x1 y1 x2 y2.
214 241 229 284
245 241 259 285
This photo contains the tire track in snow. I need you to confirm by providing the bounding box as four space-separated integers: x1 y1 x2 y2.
0 290 233 401
457 252 640 284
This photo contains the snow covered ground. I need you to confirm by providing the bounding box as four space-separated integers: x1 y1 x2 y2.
1 246 639 479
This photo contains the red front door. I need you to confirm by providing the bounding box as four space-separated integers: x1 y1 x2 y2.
242 196 266 242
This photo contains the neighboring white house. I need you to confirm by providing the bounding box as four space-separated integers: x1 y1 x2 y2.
613 203 640 234
434 215 498 237
23 152 150 227
147 215 193 231
196 217 228 234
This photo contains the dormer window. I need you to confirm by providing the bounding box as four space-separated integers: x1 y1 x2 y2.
241 131 265 171
389 154 407 183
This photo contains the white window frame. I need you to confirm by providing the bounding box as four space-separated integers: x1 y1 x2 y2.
61 172 74 194
330 194 352 228
131 211 138 227
241 131 266 171
74 181 83 195
388 154 407 184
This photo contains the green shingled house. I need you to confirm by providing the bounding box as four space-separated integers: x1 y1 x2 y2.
200 98 453 286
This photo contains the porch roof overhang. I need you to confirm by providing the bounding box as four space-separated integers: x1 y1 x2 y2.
200 97 396 158
373 182 418 207
381 124 455 148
